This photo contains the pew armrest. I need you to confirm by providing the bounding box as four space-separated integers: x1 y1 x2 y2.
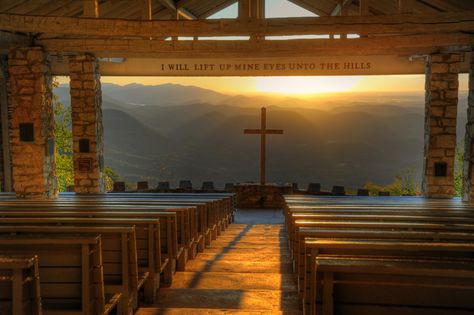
103 292 122 315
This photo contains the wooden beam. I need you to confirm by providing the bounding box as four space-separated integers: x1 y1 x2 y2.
0 31 30 52
332 0 353 16
38 33 474 58
142 0 153 20
1 12 474 37
360 0 369 16
82 0 99 18
178 7 196 20
251 0 264 19
239 0 251 20
399 0 414 14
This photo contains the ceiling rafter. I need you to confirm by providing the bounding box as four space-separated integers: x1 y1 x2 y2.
332 0 354 16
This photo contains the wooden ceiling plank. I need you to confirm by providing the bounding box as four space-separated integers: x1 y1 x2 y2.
158 0 176 11
176 0 198 9
398 0 414 14
83 0 100 17
0 0 28 13
1 11 474 37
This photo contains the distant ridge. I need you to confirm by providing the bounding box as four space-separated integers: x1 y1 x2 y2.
53 83 469 190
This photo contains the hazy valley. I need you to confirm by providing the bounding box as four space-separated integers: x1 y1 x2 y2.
55 83 469 191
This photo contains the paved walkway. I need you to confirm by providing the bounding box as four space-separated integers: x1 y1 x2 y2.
137 209 302 314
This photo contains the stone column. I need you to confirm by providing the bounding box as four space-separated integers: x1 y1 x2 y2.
463 53 474 201
422 53 460 198
7 47 57 198
69 54 105 193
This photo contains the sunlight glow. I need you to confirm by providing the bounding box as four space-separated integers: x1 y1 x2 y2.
255 76 363 95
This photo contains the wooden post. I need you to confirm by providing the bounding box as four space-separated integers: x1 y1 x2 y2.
0 56 12 192
83 0 100 18
142 0 153 20
239 0 251 20
360 0 369 16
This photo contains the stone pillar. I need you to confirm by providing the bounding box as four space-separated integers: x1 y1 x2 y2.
7 47 57 198
422 53 460 198
69 54 105 194
463 53 474 201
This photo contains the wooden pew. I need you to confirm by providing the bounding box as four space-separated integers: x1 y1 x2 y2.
0 255 41 315
313 256 474 315
0 235 121 315
303 239 474 314
0 216 171 303
0 205 183 274
0 201 203 259
58 193 236 232
0 225 140 312
283 196 474 315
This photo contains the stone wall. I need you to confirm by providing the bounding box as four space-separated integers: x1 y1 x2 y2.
423 53 460 198
8 47 57 198
463 53 474 201
69 54 105 193
234 183 292 209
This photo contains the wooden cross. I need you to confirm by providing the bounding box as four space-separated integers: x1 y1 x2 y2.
244 107 284 185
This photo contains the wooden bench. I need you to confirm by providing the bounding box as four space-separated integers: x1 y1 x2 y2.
0 235 121 315
303 238 474 313
0 207 180 280
0 255 41 315
283 196 474 315
0 225 141 313
294 227 474 296
0 201 203 261
0 216 171 303
313 256 474 315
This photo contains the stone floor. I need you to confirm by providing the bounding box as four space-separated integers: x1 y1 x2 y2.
136 209 302 314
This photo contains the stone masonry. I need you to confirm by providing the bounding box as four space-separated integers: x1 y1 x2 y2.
7 47 57 198
463 53 474 201
423 53 460 198
69 54 105 193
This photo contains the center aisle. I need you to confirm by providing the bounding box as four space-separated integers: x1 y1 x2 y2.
137 209 302 315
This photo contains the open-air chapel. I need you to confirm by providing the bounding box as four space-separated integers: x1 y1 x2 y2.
0 0 474 314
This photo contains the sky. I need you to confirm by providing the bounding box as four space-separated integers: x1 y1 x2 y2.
60 0 469 95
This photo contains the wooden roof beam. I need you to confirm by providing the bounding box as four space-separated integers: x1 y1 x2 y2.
83 0 99 18
178 7 197 20
1 11 474 37
0 31 30 52
37 33 474 58
360 0 369 16
332 0 353 16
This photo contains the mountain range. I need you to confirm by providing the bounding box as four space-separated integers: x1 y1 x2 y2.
54 83 469 191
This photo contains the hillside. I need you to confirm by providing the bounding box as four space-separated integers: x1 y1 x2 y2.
54 83 469 190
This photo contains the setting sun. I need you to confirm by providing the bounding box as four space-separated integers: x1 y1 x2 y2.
256 76 362 95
